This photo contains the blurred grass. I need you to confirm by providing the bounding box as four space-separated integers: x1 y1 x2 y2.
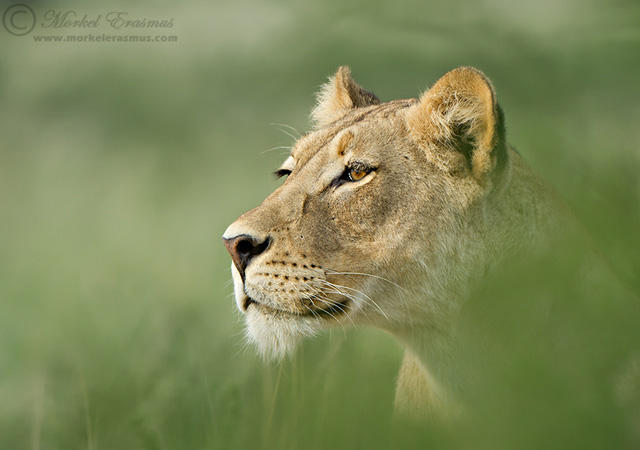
1 0 639 448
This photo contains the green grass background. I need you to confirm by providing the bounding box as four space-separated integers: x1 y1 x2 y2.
1 0 639 448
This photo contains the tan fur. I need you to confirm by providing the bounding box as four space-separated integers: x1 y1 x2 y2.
223 66 561 416
311 66 380 127
394 350 454 419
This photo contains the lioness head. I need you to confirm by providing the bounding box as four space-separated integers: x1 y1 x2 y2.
223 66 512 361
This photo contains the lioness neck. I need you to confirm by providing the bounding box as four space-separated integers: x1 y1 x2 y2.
394 146 562 418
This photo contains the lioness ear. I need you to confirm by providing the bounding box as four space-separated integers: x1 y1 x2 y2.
406 67 505 181
311 66 380 128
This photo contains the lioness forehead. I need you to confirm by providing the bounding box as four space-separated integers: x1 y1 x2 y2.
287 99 417 171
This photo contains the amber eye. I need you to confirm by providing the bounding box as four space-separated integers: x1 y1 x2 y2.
333 164 374 187
348 169 368 182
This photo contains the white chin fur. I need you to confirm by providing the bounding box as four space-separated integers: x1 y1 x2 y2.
245 309 320 361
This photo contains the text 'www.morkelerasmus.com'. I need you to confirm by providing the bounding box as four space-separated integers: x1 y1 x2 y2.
32 34 178 43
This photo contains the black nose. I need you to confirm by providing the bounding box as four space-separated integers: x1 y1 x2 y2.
223 234 270 281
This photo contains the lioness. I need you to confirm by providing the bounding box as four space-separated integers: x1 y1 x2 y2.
223 66 563 417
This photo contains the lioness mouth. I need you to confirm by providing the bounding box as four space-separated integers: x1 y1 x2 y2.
312 298 349 318
243 294 348 318
243 296 257 311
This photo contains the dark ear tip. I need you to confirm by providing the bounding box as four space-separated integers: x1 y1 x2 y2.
451 66 497 106
338 66 381 107
446 66 489 81
311 66 379 128
453 66 487 76
336 65 351 75
335 66 353 88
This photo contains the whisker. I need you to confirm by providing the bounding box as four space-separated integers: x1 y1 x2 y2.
305 293 343 324
315 278 390 320
323 268 408 293
269 123 302 139
306 283 359 327
269 123 301 141
301 301 322 320
232 335 253 360
299 282 353 327
260 145 293 155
